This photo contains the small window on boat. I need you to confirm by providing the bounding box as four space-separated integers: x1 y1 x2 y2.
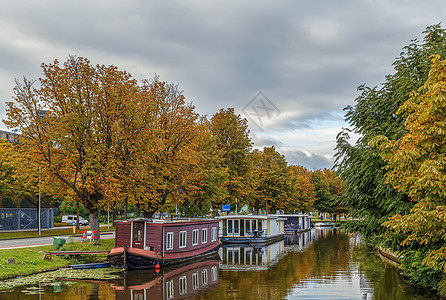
192 229 199 246
234 220 239 234
202 228 208 244
211 227 217 241
166 280 174 299
228 220 233 234
166 232 174 250
179 276 187 295
211 266 217 281
258 220 263 231
192 273 199 290
202 269 208 285
179 231 187 248
245 220 251 233
251 220 256 231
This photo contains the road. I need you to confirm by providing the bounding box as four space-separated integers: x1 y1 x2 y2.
0 231 115 250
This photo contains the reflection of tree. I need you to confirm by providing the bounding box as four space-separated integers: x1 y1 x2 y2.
352 246 441 299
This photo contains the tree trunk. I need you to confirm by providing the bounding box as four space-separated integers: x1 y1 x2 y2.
89 210 101 240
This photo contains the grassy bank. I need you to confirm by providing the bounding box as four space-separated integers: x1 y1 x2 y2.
0 225 115 240
0 238 115 280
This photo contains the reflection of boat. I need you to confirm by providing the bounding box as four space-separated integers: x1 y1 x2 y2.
108 218 220 269
111 256 220 300
284 230 313 251
218 240 285 270
218 215 286 245
277 214 311 234
69 262 110 269
313 222 335 228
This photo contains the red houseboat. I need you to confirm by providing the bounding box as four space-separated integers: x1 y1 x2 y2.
108 218 221 269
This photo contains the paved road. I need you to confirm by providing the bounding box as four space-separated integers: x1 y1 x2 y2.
0 231 115 250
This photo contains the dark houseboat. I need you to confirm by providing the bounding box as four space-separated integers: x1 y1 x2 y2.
279 214 311 234
108 218 221 269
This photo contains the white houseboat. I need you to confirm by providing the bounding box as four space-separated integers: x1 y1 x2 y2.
277 214 311 234
218 215 286 244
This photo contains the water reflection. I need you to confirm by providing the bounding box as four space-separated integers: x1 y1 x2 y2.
0 228 442 299
110 256 220 300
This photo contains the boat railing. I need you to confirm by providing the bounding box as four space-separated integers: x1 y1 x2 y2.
220 228 265 238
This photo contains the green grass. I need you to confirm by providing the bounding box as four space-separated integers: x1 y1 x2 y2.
0 238 115 280
0 225 115 240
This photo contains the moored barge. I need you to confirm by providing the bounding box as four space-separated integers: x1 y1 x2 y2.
108 218 220 269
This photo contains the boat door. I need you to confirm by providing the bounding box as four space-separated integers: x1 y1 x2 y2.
132 221 145 249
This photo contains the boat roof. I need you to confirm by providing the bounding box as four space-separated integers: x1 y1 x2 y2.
271 214 310 218
217 214 284 220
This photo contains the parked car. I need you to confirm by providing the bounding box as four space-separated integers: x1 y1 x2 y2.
61 214 89 226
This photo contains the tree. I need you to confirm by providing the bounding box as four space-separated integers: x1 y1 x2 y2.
4 56 140 237
289 165 316 213
210 108 252 211
311 169 344 219
334 24 446 242
129 78 202 217
249 146 293 214
371 56 446 286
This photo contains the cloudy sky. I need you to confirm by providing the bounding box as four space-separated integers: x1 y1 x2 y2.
1 0 445 170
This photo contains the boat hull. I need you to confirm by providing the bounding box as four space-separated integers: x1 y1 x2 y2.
108 242 221 270
220 233 284 245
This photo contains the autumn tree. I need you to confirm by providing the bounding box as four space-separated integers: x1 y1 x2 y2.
249 146 293 214
289 165 316 213
371 56 446 291
128 78 202 217
4 56 141 237
210 108 252 212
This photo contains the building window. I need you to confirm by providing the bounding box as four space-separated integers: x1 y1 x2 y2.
179 231 187 248
166 232 174 250
202 228 208 244
192 229 199 246
179 276 187 295
211 227 217 242
166 280 174 299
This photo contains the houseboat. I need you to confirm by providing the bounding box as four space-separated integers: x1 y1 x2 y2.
277 214 311 234
217 215 286 244
108 218 220 269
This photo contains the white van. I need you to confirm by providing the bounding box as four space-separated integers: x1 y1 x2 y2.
61 214 89 226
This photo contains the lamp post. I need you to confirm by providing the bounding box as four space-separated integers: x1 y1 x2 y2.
38 167 41 236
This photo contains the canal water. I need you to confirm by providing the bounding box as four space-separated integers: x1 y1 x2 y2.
0 228 441 299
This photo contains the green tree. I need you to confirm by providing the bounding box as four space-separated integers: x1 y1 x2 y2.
289 165 316 213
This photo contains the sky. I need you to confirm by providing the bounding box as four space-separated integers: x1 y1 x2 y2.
1 0 445 170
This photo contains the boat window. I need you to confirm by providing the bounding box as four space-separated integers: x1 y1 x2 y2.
166 280 174 299
179 276 187 295
202 228 208 244
222 220 227 236
192 229 199 246
211 227 217 241
211 266 217 281
166 232 174 250
252 220 256 231
192 273 199 290
179 231 187 248
234 220 239 234
228 220 233 234
258 220 263 231
202 269 208 285
245 220 251 233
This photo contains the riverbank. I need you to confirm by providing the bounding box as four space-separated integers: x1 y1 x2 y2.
0 238 114 281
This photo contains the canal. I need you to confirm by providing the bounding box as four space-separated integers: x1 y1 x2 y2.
0 228 441 299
